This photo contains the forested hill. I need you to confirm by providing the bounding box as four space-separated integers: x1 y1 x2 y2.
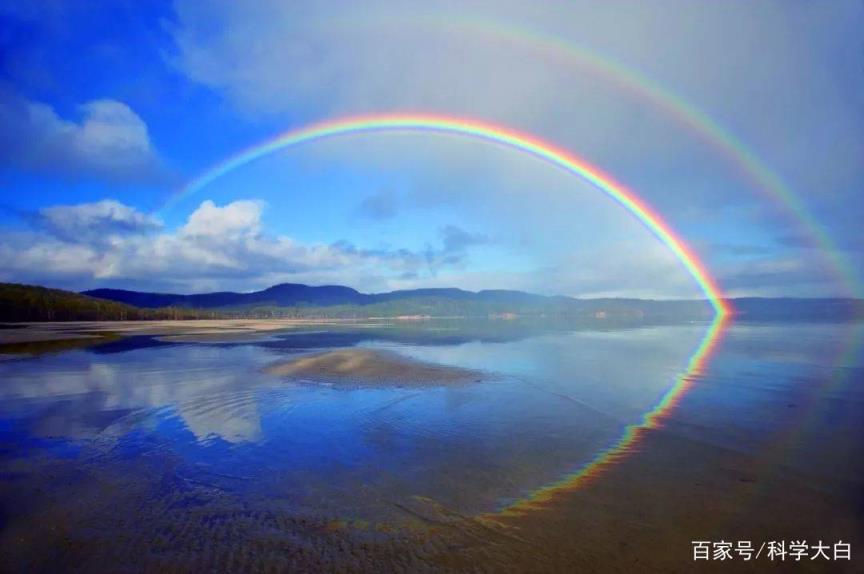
0 283 215 322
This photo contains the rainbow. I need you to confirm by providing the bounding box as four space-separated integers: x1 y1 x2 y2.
298 14 860 296
165 113 730 317
472 20 859 297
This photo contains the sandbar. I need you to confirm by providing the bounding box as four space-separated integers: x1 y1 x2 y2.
265 348 483 387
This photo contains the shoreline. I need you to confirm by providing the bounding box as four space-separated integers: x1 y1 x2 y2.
0 319 386 352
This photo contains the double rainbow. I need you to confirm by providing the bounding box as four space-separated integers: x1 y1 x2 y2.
395 14 859 296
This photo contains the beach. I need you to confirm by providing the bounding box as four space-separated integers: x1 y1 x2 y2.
0 319 376 350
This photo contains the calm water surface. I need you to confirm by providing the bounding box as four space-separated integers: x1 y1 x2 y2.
1 320 862 570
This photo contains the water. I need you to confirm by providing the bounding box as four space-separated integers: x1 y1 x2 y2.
1 320 862 571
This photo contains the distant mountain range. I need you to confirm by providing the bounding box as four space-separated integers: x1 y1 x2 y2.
1 281 861 323
83 284 573 309
82 283 864 322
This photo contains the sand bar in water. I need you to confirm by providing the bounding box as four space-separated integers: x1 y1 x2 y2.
265 348 484 387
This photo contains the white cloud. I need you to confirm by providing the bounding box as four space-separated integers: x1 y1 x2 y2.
0 199 495 293
0 197 849 297
0 91 168 183
181 199 264 238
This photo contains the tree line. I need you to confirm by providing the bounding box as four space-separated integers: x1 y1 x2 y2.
0 283 219 322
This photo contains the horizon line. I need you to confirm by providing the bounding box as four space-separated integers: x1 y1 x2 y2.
5 280 860 303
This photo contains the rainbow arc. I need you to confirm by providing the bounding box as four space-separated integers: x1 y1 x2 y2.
164 113 730 316
165 113 731 514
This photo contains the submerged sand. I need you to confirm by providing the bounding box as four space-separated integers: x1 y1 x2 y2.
265 348 483 387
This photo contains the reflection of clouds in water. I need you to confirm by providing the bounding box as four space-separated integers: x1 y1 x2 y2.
0 325 752 520
0 327 713 450
176 390 262 443
0 345 282 443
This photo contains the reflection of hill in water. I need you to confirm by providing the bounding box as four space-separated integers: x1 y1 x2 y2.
259 318 684 349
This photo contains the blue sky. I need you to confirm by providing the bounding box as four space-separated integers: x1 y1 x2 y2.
0 0 862 298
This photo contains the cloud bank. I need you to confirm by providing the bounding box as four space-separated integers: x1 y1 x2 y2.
1 196 836 298
0 199 494 293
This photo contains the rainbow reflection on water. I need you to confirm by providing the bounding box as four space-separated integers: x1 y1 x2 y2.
494 313 730 518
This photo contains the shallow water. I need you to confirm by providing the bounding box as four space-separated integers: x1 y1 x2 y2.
1 320 862 571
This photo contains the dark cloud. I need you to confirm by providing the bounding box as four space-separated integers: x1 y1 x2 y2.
716 253 845 296
354 189 399 220
440 225 488 253
332 223 488 278
750 190 864 255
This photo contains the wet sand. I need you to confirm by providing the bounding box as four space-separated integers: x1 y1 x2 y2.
471 428 863 572
2 418 858 572
265 348 483 386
